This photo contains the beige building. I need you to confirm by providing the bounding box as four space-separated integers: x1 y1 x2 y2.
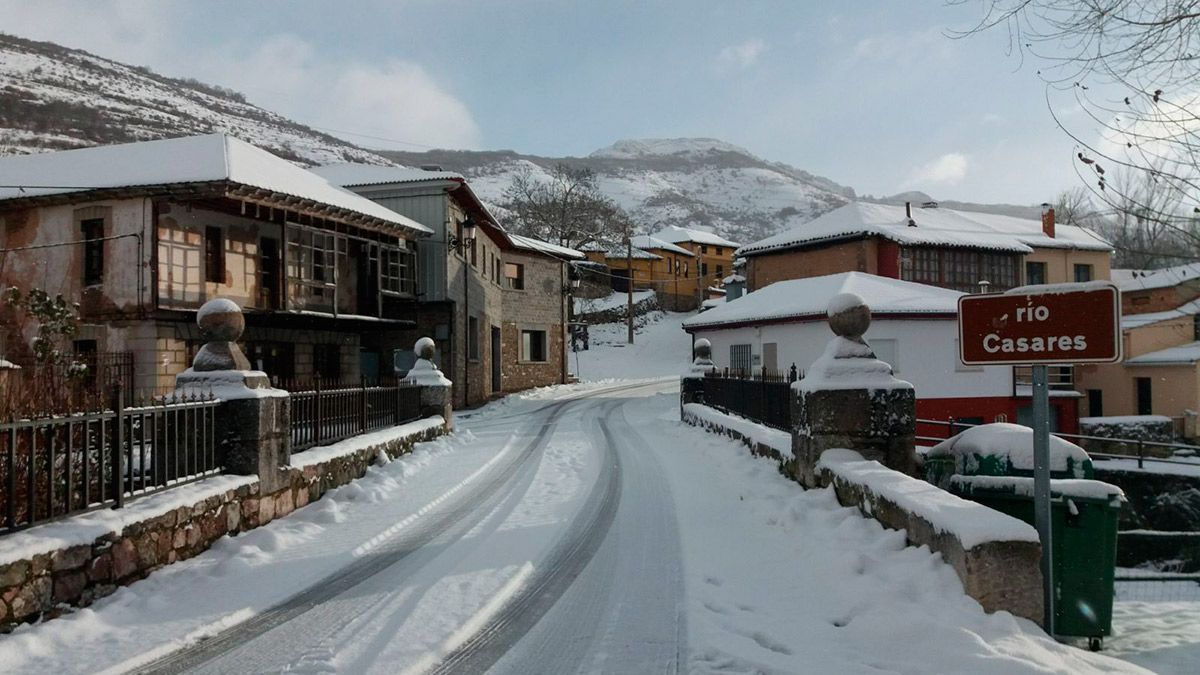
649 225 740 290
0 134 430 395
738 202 1113 293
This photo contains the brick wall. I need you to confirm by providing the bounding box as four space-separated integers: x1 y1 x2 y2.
746 238 878 291
0 420 445 630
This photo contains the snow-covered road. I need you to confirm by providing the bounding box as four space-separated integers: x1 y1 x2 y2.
0 376 1155 673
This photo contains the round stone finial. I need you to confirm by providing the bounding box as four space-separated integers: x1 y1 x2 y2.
414 337 436 360
693 338 712 360
827 292 871 339
197 298 244 342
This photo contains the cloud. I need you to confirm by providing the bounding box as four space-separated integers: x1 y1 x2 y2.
0 1 481 150
716 39 767 70
904 153 969 188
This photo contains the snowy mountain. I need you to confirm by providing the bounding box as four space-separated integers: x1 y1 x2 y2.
0 33 389 166
379 140 857 245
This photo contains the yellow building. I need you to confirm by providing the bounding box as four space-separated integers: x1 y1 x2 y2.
579 236 702 311
650 225 740 290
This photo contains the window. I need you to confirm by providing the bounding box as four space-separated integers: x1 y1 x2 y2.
521 329 547 362
730 344 752 374
1026 261 1047 285
700 262 708 277
1074 264 1093 282
1087 389 1104 417
468 316 481 360
471 238 478 267
674 259 680 274
716 264 724 278
715 247 723 255
204 226 224 283
1194 314 1200 341
701 245 709 254
313 343 341 381
683 262 689 277
81 218 104 285
873 339 898 373
505 262 525 290
380 244 415 295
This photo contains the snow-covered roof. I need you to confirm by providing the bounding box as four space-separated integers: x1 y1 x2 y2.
682 272 963 330
310 163 464 187
1121 298 1200 330
578 241 609 252
507 233 585 260
737 202 1112 257
0 134 432 234
595 245 661 260
1115 263 1200 293
629 234 695 257
1124 340 1200 366
650 225 740 249
723 273 745 284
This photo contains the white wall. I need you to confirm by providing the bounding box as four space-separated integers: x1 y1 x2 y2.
696 317 1013 399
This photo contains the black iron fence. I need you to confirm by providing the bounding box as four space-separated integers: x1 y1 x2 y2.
698 367 799 431
0 389 219 534
916 417 1200 469
290 379 423 452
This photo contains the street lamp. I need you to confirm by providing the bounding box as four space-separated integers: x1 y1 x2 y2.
448 216 477 405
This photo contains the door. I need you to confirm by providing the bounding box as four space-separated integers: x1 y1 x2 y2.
1087 389 1103 417
762 342 778 374
1136 378 1153 415
491 326 502 391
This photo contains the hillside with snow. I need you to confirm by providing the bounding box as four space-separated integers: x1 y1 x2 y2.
0 33 390 166
380 139 857 244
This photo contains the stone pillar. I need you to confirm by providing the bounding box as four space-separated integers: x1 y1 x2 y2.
792 293 916 488
403 337 454 430
175 299 292 493
681 338 716 412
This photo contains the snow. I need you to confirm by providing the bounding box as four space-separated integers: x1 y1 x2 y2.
0 358 19 369
1120 298 1200 330
1092 456 1200 478
927 423 1092 475
0 134 431 234
793 335 913 392
572 311 693 381
827 291 866 316
311 163 465 186
589 137 756 160
722 273 745 284
1125 341 1200 365
195 297 241 321
650 224 741 249
1080 415 1173 425
573 289 654 314
590 243 662 260
174 369 289 400
402 357 452 387
948 475 1126 501
628 234 695 257
1116 262 1200 293
289 417 446 468
817 448 1040 548
682 402 793 459
1005 279 1118 296
506 233 585 260
683 272 962 330
737 201 1112 257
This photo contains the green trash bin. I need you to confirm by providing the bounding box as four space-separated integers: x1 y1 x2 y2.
948 476 1124 649
924 423 1122 649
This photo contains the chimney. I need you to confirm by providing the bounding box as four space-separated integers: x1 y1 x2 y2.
905 201 916 227
1041 203 1055 238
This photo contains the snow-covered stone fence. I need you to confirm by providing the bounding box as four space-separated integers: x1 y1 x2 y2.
680 294 1047 627
0 302 454 630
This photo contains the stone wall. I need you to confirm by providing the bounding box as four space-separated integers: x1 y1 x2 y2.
0 419 445 631
500 251 567 392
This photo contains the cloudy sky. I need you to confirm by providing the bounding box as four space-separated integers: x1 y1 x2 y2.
0 0 1091 204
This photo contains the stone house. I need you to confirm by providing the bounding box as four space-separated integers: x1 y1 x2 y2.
312 164 582 406
737 202 1113 294
0 134 430 394
683 272 1082 434
649 225 740 290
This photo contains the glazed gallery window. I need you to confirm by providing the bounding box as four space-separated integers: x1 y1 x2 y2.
204 226 224 284
521 329 547 362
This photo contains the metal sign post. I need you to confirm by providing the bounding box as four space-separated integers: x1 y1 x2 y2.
1031 364 1054 635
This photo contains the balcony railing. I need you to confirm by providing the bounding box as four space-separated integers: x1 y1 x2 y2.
1013 365 1075 391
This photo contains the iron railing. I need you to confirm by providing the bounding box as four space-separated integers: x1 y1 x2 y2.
699 367 800 431
1114 572 1200 602
1012 365 1075 391
915 417 1200 469
290 379 423 452
0 389 219 535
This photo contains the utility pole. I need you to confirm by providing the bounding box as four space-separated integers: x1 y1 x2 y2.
626 235 634 345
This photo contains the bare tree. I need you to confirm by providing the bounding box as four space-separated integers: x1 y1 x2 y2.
953 1 1200 236
501 163 630 249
